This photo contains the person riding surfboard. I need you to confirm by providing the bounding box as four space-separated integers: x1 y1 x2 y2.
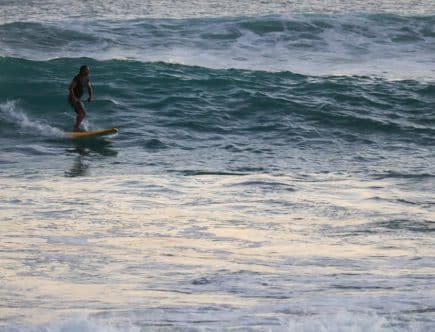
68 65 93 132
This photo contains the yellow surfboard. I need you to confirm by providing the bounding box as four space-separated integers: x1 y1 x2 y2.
65 128 118 139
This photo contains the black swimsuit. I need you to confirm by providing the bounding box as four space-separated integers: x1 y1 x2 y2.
73 74 86 98
68 74 88 113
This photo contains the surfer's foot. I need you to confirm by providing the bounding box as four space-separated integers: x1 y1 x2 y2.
73 127 84 132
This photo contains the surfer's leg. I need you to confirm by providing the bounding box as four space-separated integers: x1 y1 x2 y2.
73 102 86 132
74 109 86 132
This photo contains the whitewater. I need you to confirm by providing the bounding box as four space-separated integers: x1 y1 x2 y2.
0 1 434 331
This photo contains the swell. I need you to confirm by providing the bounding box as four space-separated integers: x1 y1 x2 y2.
0 14 434 79
1 0 435 24
0 57 434 147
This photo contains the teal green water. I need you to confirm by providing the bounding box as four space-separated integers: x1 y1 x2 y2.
0 5 434 332
1 56 434 178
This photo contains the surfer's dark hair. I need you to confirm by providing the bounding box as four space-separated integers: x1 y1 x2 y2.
79 65 89 72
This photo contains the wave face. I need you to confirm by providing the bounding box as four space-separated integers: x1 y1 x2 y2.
1 56 434 178
0 14 435 80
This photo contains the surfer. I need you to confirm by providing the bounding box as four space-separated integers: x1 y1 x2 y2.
68 65 93 132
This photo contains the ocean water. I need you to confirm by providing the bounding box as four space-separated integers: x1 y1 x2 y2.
0 1 434 331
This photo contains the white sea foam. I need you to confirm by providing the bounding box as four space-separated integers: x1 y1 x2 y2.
0 100 64 137
0 317 140 332
0 309 425 332
1 14 434 81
